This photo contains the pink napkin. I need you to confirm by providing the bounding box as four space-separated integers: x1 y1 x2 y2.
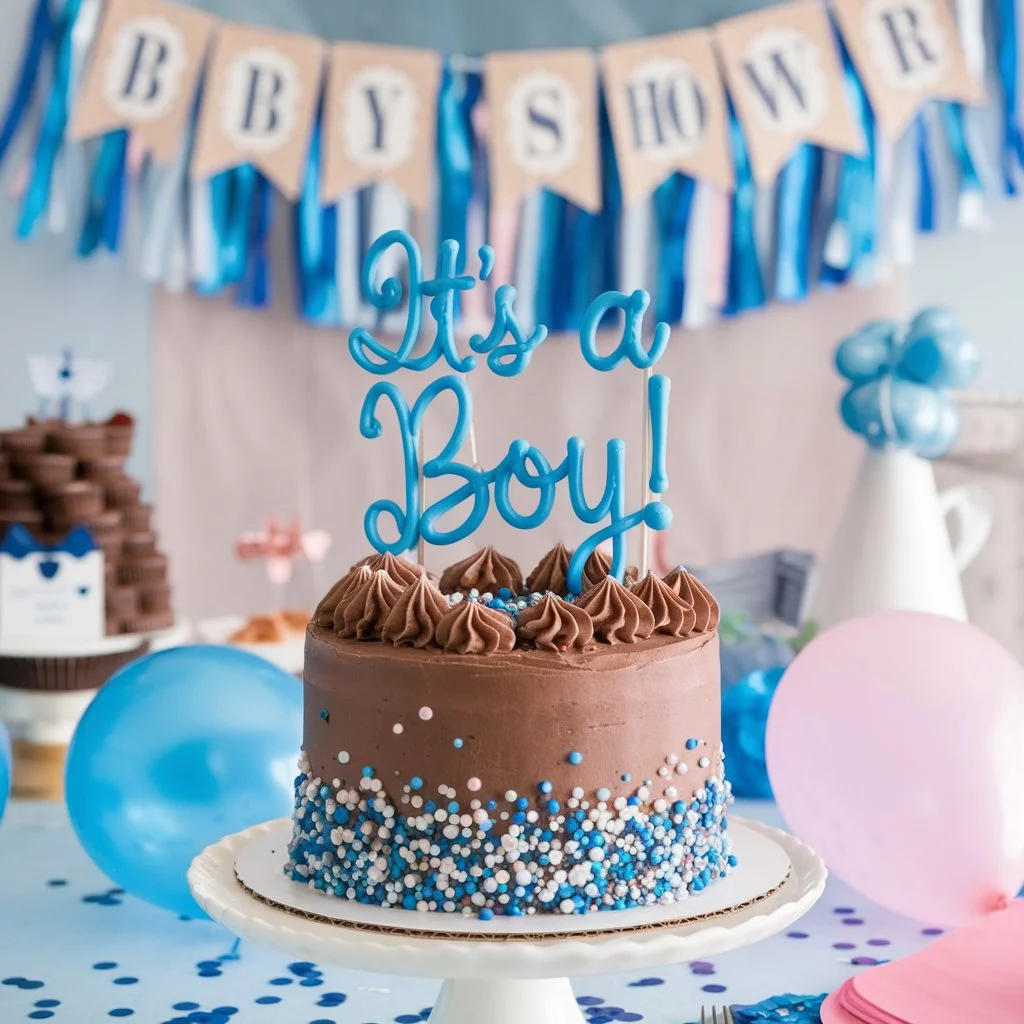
822 901 1024 1024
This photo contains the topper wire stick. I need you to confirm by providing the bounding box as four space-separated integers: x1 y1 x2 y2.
464 373 482 471
639 364 653 579
417 428 426 566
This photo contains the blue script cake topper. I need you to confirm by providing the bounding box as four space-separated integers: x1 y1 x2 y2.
836 307 979 459
350 230 673 595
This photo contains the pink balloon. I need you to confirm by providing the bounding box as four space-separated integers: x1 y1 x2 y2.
766 610 1024 927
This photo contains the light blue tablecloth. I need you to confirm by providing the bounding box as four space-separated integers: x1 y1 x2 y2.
0 801 938 1023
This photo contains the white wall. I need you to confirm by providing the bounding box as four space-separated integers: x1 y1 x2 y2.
908 199 1024 392
0 0 153 489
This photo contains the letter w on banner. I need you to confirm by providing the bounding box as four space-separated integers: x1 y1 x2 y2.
321 43 441 210
831 0 982 139
191 23 324 200
69 0 214 162
601 29 734 205
714 0 865 184
485 49 602 220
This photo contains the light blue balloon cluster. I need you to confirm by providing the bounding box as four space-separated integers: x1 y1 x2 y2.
721 667 786 801
836 307 979 459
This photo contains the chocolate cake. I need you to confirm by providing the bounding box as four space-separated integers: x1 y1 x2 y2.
287 546 733 918
0 414 174 691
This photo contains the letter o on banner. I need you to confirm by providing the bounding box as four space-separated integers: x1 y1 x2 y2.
625 57 708 158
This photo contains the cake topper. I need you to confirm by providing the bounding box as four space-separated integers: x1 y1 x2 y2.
351 230 673 595
28 350 111 421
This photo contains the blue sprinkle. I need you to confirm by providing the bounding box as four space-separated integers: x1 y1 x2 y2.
361 766 373 778
538 780 552 794
397 1016 423 1023
299 978 323 987
288 962 317 974
577 997 605 1006
213 1007 239 1015
568 751 583 766
685 738 699 750
269 977 293 986
309 1020 335 1024
255 996 281 1005
319 708 329 720
617 1015 644 1022
702 983 727 993
196 962 220 970
34 1001 60 1008
628 978 664 987
453 738 463 749
316 993 348 1006
93 962 118 970
546 799 560 813
173 1005 200 1011
620 773 631 782
108 1012 134 1019
46 879 67 887
28 1013 54 1020
409 776 423 791
113 977 138 985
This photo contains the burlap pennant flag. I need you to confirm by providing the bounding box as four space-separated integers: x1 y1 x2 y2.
321 43 441 209
191 23 324 200
714 0 865 184
831 0 983 139
69 0 213 163
601 29 733 204
485 49 601 213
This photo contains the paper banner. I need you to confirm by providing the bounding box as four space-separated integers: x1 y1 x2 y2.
69 0 214 162
190 23 324 200
831 0 982 139
485 49 601 213
714 1 865 184
321 43 441 209
601 29 733 203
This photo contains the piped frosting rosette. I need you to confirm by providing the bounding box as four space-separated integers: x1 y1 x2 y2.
836 307 979 459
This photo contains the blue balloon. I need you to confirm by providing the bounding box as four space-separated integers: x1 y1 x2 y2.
835 321 896 383
0 721 10 824
906 305 958 339
721 667 786 801
899 329 980 389
65 645 302 917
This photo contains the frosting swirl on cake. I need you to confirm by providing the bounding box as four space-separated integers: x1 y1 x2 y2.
337 569 405 640
631 571 694 637
577 576 655 644
516 593 594 651
353 551 424 587
381 574 449 648
662 567 721 634
313 563 371 627
526 542 571 596
435 599 516 654
582 548 639 590
439 546 523 596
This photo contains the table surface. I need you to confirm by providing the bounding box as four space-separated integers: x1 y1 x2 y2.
0 800 941 1024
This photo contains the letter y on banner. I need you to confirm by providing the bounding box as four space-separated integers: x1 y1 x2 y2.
714 0 865 183
191 23 324 200
69 0 214 162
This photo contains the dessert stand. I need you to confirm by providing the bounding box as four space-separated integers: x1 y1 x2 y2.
189 816 827 1024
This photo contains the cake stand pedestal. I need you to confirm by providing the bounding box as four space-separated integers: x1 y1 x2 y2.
189 817 826 1024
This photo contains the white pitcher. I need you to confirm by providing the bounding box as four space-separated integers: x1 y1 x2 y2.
812 447 993 628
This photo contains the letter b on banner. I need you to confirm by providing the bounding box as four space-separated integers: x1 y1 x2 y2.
103 17 187 121
222 47 300 151
625 58 707 157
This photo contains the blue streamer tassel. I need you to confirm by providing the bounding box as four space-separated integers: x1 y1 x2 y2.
775 145 821 302
915 113 937 233
725 104 765 315
653 173 694 323
237 172 273 308
994 0 1024 194
0 0 53 169
77 130 127 258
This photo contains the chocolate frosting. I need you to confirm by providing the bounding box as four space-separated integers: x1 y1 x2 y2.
313 564 372 627
631 572 694 637
381 574 449 648
352 551 424 587
662 567 721 634
582 548 638 590
337 569 405 640
577 576 656 644
435 600 516 654
526 543 571 596
517 594 594 651
439 546 523 596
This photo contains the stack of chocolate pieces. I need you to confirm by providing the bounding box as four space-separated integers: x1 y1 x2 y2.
0 414 173 635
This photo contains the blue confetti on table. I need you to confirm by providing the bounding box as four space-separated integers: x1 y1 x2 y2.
0 801 943 1022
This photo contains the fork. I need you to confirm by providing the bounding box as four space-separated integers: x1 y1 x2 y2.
700 1008 735 1024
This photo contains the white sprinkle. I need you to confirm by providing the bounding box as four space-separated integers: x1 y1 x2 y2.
505 790 518 802
419 706 433 721
392 723 404 734
337 751 350 764
698 756 710 768
676 762 689 775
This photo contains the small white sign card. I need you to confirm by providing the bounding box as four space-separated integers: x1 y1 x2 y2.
0 526 105 641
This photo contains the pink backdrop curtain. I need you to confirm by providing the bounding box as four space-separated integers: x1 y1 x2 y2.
152 279 900 621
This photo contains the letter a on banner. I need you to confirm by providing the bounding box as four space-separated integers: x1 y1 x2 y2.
485 49 602 215
191 23 324 200
601 29 733 204
321 42 441 209
831 0 982 138
69 0 213 162
714 0 865 184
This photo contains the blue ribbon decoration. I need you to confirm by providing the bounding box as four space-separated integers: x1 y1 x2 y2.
915 112 937 233
653 173 695 323
994 0 1024 194
18 0 83 239
77 130 127 257
836 307 979 458
0 523 96 559
725 104 765 316
774 145 820 302
0 0 53 169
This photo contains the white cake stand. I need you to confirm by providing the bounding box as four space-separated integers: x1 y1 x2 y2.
189 816 826 1024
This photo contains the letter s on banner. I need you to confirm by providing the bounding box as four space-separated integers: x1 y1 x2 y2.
69 0 214 163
